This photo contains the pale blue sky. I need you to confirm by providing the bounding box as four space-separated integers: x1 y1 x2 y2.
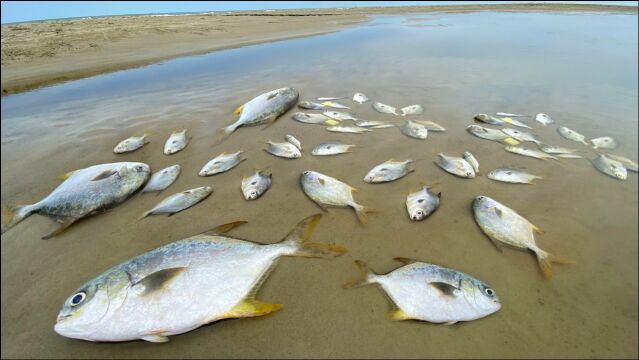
1 1 637 24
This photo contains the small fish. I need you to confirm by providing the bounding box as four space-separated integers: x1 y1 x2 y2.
54 214 345 343
473 196 573 278
355 120 391 127
199 151 245 176
400 120 428 140
241 169 272 200
369 124 396 129
285 134 302 150
323 111 358 121
504 146 558 160
487 168 542 184
538 144 577 154
141 165 181 193
590 136 617 150
500 117 532 129
501 128 541 145
605 154 638 172
140 186 213 218
474 114 505 126
113 134 148 154
343 258 500 324
435 153 475 178
317 96 346 101
406 185 440 221
298 101 326 110
265 141 301 159
164 130 189 155
413 120 446 132
399 104 424 116
462 152 480 174
291 112 339 126
534 113 554 125
326 126 371 134
353 93 370 104
556 154 583 159
373 102 399 115
592 155 627 180
364 159 414 183
466 125 519 145
496 112 527 117
557 126 588 145
311 143 355 156
321 101 350 109
300 170 374 224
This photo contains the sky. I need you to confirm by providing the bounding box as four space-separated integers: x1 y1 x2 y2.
1 1 637 24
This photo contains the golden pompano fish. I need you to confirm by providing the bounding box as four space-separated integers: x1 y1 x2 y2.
54 214 346 343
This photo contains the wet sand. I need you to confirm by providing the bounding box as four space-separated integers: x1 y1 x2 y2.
1 3 635 96
1 8 638 360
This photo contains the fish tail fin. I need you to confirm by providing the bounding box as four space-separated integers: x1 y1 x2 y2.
534 248 575 279
136 210 152 222
280 214 347 258
142 133 150 144
1 204 37 234
343 260 378 289
352 203 378 225
215 123 238 144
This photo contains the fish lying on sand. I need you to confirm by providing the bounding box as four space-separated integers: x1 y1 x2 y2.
285 134 302 150
323 111 358 122
400 120 428 139
364 159 414 183
199 151 245 176
343 258 500 324
164 130 189 155
590 136 617 150
406 184 440 221
373 102 399 115
504 146 558 161
327 126 371 134
501 128 541 145
355 120 391 128
265 141 301 159
114 135 148 154
353 93 370 104
399 104 424 116
496 112 527 117
605 154 638 172
592 154 627 180
537 143 578 154
2 163 150 239
534 113 554 125
140 186 212 218
474 114 505 126
317 96 346 101
462 152 480 174
321 101 350 109
487 168 542 184
311 143 355 156
292 112 339 126
473 196 573 278
141 165 181 194
557 126 588 145
298 101 325 110
54 214 346 342
241 169 272 200
413 120 446 132
500 117 532 129
466 125 520 145
435 153 475 178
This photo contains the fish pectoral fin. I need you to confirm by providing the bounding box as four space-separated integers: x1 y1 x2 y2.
492 207 503 218
41 217 77 240
90 169 119 181
204 221 248 235
532 224 545 234
221 299 283 319
429 282 460 297
324 119 340 126
56 170 78 180
393 257 419 265
131 267 187 296
141 333 169 343
233 104 244 115
389 309 413 321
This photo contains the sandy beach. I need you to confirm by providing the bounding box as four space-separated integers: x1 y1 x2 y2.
1 3 635 96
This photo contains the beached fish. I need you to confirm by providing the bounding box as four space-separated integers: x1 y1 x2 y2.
406 185 440 221
590 136 617 150
538 144 578 154
496 112 527 117
140 186 212 218
556 154 583 159
500 117 532 129
355 120 391 128
592 155 627 180
2 163 150 239
54 214 345 343
466 125 520 145
557 126 588 145
606 154 638 172
285 134 302 150
473 196 572 278
501 128 541 145
298 101 325 110
300 170 373 224
326 126 371 134
435 153 475 178
370 124 396 129
164 130 189 155
265 141 301 159
413 120 446 132
373 102 399 115
534 113 554 125
220 87 299 138
399 104 424 116
487 168 542 184
199 151 245 176
462 152 480 174
141 165 181 193
317 97 346 101
291 112 339 126
504 146 558 160
400 120 428 140
113 135 148 154
323 111 358 122
343 258 500 324
321 101 350 109
241 169 272 200
311 143 355 156
364 160 414 183
353 93 370 104
474 114 505 126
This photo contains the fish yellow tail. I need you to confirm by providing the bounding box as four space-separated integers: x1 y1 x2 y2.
281 214 347 258
1 204 37 234
343 260 378 289
534 249 575 279
352 204 378 225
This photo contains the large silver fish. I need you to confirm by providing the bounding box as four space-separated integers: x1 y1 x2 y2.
54 214 346 343
141 165 181 193
219 87 299 139
344 258 500 324
140 186 213 218
2 162 150 239
363 159 414 183
592 154 627 180
406 185 440 221
435 153 475 178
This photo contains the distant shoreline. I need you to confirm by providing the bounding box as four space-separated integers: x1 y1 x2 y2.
1 3 636 96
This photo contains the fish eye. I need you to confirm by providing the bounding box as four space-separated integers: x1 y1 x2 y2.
483 287 495 297
417 199 425 203
135 166 144 172
250 181 257 185
172 140 177 144
467 172 472 176
69 292 86 306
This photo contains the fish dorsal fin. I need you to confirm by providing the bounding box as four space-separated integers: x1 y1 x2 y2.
91 169 118 181
131 267 187 296
203 221 248 235
493 207 503 218
393 257 419 265
430 281 460 297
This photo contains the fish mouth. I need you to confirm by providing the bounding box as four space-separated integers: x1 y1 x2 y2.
56 314 71 323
